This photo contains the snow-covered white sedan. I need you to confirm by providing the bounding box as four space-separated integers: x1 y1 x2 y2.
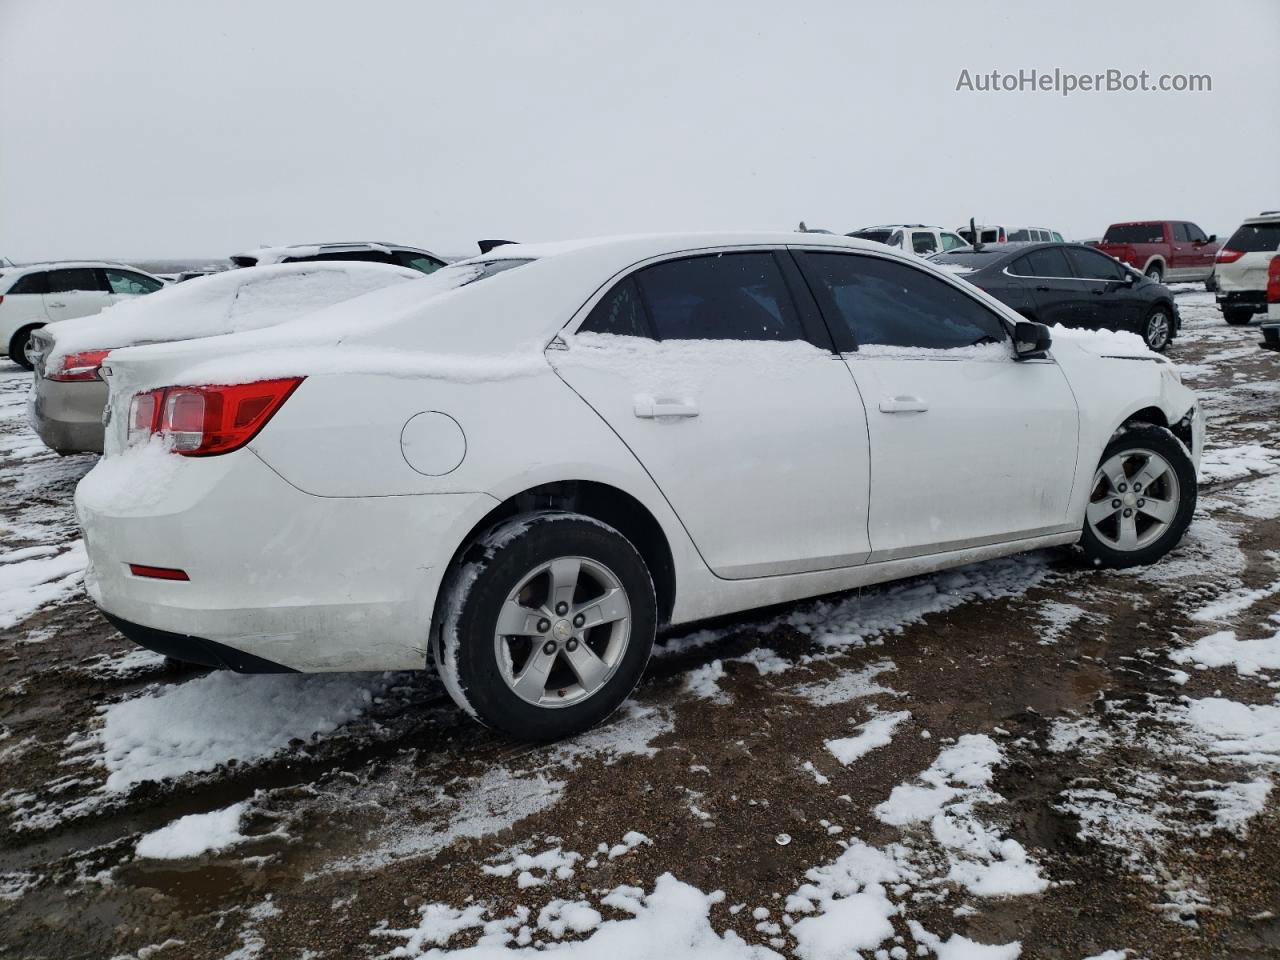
75 233 1203 741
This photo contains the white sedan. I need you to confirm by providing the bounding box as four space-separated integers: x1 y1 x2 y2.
75 233 1203 741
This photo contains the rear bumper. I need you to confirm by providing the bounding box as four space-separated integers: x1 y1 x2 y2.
76 446 498 672
28 378 107 454
1216 289 1266 312
101 611 296 673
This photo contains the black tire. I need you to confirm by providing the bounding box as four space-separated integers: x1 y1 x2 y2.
1222 306 1253 326
1141 305 1173 352
1079 423 1196 569
7 325 41 371
1144 264 1163 283
434 512 656 741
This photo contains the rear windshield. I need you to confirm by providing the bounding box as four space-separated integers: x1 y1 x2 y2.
1225 222 1280 252
929 250 1005 269
848 230 894 244
1103 223 1163 243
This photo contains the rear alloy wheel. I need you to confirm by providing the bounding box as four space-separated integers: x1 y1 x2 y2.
1079 424 1196 569
1145 265 1163 283
1222 306 1253 326
1142 307 1173 352
7 325 41 372
435 512 656 741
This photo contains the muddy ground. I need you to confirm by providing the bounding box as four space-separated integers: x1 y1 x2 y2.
1 289 1278 959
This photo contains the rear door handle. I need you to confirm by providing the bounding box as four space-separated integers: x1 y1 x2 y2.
47 301 66 308
634 396 699 419
879 395 929 414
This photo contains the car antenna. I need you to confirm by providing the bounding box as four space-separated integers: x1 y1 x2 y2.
970 217 983 252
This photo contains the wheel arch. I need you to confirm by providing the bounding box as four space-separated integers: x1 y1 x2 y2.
1141 254 1166 277
433 479 678 631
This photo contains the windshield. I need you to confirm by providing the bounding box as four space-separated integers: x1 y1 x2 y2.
1225 223 1280 252
848 230 894 244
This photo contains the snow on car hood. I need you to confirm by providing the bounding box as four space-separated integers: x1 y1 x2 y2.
41 261 419 370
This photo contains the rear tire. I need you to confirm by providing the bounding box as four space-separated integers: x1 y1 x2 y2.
1079 424 1196 569
434 512 656 741
1222 306 1253 326
1141 306 1173 352
1144 264 1163 283
7 325 41 371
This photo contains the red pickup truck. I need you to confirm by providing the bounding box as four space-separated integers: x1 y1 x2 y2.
1091 221 1220 287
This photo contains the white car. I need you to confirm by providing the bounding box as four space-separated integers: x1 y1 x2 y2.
956 225 1064 245
847 225 969 257
1215 212 1280 325
75 233 1203 741
230 241 448 275
0 261 164 369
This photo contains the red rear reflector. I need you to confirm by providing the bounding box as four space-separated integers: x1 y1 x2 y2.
1216 248 1245 264
49 349 111 382
1267 258 1280 304
129 564 190 581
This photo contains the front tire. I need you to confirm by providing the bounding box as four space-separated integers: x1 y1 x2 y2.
434 512 656 741
1079 424 1196 569
1222 306 1253 326
1141 306 1173 352
7 325 42 371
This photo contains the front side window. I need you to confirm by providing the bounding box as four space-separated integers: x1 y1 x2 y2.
1051 232 1064 242
1066 247 1128 281
8 272 49 295
394 251 445 274
940 232 967 251
104 269 162 295
46 268 107 294
1185 223 1208 243
628 252 804 342
911 232 938 255
801 252 1007 350
578 277 650 337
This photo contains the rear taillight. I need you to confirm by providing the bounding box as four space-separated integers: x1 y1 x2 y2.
1216 248 1245 264
125 377 303 456
1267 258 1280 304
48 349 111 382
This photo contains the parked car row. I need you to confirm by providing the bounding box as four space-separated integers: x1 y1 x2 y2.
66 231 1203 740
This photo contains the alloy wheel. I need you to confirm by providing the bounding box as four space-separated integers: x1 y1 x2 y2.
493 556 631 708
1086 448 1180 551
1146 311 1171 351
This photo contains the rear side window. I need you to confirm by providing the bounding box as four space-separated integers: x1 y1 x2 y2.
1173 223 1191 242
1007 229 1032 242
7 272 48 295
800 252 1006 350
1012 247 1074 278
629 252 805 342
47 268 108 293
579 277 650 337
1065 247 1128 281
1225 223 1280 252
849 229 893 244
1103 223 1164 243
283 250 393 264
393 251 444 274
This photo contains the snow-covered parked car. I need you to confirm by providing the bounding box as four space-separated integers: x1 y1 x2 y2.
230 241 448 275
27 261 420 454
74 233 1204 741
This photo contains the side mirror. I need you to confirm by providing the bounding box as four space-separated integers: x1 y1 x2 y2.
1013 320 1051 359
1207 234 1217 243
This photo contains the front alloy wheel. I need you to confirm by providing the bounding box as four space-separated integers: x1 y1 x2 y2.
1079 424 1196 568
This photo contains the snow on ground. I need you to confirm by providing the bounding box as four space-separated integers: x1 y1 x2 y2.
0 539 86 630
135 801 251 860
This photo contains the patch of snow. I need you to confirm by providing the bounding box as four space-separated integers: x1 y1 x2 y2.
135 801 250 859
0 539 86 630
1171 629 1280 676
825 711 910 765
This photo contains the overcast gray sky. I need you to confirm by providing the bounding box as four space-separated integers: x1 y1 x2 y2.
2 0 1277 261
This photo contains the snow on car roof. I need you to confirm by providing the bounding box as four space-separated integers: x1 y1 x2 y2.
103 232 932 389
42 261 419 369
3 259 160 275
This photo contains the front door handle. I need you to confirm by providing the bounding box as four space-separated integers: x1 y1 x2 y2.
634 396 699 419
47 301 66 308
879 395 929 414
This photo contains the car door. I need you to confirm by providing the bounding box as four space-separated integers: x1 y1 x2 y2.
551 248 873 579
1064 246 1143 331
1167 223 1195 280
1016 247 1085 327
793 249 1079 561
42 267 112 322
1183 223 1216 279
